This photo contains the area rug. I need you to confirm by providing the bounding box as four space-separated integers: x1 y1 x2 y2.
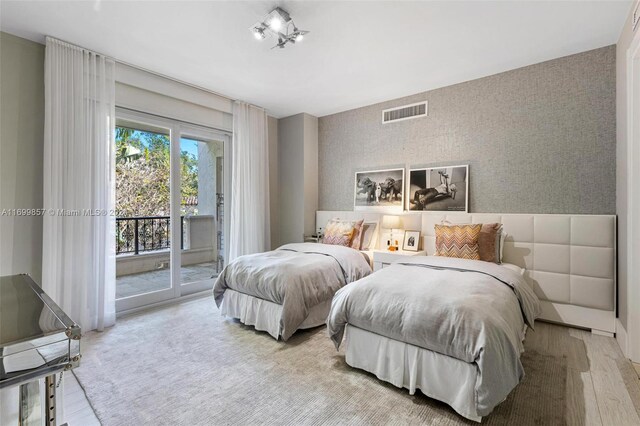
74 297 566 425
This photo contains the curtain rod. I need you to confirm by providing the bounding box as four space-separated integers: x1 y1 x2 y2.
46 36 234 103
45 35 267 113
116 59 267 113
46 36 114 59
116 58 239 105
116 106 233 137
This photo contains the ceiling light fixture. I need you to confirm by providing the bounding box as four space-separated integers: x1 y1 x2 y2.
252 27 266 40
249 7 309 49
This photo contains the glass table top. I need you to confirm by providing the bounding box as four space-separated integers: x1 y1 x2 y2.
0 274 81 388
0 275 70 347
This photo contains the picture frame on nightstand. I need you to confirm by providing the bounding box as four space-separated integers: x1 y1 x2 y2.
402 230 421 251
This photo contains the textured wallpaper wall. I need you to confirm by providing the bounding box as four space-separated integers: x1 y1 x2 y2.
318 45 616 214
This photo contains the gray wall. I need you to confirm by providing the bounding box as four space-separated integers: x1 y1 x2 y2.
0 32 45 283
318 45 616 214
278 115 304 245
302 114 319 237
268 115 279 249
277 113 319 245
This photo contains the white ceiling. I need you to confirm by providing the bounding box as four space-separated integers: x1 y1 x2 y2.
0 1 631 118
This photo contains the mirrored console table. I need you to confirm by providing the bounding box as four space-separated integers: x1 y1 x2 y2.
0 274 81 426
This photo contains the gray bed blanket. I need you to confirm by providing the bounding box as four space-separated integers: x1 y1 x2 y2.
326 255 540 417
214 243 372 341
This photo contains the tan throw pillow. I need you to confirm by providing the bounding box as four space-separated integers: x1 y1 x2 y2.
323 219 357 247
478 223 502 263
435 224 482 260
349 219 366 249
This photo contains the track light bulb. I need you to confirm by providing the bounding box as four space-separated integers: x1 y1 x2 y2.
253 27 265 40
269 16 282 31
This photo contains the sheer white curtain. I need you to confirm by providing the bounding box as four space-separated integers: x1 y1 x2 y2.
42 37 116 331
229 102 270 261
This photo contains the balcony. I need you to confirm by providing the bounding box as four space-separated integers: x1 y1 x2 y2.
116 211 223 299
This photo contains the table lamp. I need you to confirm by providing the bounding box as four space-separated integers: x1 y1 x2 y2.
381 215 403 251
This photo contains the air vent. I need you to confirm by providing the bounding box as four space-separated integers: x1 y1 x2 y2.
382 101 428 124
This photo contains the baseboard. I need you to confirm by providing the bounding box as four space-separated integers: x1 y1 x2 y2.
592 329 615 338
616 319 629 357
538 301 615 334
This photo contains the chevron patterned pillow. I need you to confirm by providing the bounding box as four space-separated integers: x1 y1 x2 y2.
434 224 482 260
323 219 358 247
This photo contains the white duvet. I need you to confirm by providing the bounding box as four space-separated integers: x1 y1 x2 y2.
214 243 372 340
327 255 540 417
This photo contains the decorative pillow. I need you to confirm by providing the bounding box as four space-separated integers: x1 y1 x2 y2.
499 231 507 263
478 223 502 263
441 220 502 264
359 222 379 250
434 224 482 260
323 219 358 247
349 219 366 249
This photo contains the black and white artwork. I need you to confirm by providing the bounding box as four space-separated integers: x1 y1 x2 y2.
408 165 468 212
354 168 404 212
403 230 421 251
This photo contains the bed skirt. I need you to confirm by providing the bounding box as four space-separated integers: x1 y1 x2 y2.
220 289 332 340
344 325 482 422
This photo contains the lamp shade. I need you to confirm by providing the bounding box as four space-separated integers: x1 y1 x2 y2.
381 215 402 229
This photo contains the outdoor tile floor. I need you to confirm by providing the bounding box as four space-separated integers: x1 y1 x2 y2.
116 262 218 299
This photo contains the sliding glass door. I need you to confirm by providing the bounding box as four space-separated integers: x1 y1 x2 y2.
114 119 174 309
114 109 230 312
178 132 226 295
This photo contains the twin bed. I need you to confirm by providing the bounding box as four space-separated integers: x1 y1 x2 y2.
327 255 539 421
213 218 545 421
213 243 372 340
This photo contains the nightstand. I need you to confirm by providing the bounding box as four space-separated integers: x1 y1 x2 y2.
304 235 322 243
372 250 426 272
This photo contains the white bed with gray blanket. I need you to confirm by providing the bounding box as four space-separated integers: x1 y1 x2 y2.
327 255 541 422
214 243 372 341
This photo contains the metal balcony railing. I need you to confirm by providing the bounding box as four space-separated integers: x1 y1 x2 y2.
116 216 183 255
116 194 223 259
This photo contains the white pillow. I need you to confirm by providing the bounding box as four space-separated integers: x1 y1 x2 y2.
494 225 504 263
499 231 507 263
501 262 525 276
360 221 379 250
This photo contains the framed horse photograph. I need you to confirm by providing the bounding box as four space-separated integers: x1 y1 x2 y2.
354 168 404 212
407 165 468 212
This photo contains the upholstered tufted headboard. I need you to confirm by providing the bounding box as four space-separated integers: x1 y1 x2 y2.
316 211 617 335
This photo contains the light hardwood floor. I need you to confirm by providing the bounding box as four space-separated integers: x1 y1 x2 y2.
63 372 100 426
526 322 640 426
64 313 640 426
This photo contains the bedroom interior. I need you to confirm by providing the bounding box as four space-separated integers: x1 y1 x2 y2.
1 1 640 425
